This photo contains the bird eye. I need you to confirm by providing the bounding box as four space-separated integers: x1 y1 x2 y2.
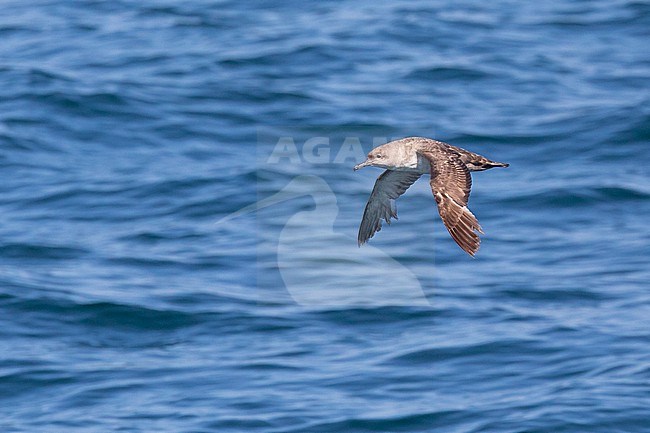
376 154 383 158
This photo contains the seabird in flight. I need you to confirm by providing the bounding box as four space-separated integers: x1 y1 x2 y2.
354 137 509 256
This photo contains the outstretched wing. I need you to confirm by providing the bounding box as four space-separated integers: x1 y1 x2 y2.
358 170 422 245
419 149 484 256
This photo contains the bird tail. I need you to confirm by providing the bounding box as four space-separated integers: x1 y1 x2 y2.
479 160 509 170
446 144 509 171
465 155 509 171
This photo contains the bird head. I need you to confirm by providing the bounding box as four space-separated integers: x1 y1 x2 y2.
353 143 398 170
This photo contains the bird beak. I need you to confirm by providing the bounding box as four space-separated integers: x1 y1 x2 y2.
354 160 370 171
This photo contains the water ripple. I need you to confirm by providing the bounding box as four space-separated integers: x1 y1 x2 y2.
1 0 649 431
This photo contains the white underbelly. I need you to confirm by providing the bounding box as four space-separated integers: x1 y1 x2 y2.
389 154 430 174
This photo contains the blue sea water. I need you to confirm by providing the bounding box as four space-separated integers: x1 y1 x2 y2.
1 0 649 431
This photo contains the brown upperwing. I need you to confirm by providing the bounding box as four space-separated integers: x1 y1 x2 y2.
418 148 484 256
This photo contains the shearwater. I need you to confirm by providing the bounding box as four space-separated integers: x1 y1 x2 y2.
354 137 509 256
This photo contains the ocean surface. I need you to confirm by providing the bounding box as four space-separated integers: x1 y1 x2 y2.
1 1 649 432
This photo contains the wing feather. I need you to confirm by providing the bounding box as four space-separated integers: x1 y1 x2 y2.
358 170 422 245
419 148 483 256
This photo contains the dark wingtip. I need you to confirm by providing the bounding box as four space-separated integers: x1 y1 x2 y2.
464 244 480 257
